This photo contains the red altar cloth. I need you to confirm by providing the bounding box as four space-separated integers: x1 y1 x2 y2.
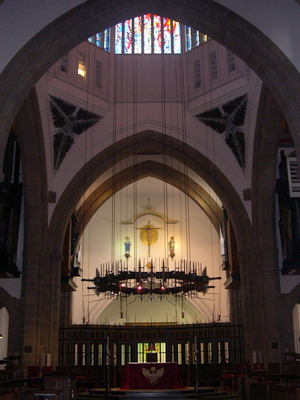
120 362 184 390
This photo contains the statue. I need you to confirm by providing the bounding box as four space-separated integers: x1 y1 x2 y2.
137 220 162 257
124 236 131 258
169 236 175 259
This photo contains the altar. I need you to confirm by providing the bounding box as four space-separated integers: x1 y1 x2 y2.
120 362 184 390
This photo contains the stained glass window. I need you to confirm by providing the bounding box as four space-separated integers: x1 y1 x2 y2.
163 18 171 54
96 32 101 48
88 30 110 51
134 17 142 54
104 29 110 51
124 19 132 54
153 15 162 54
115 23 122 54
201 34 208 43
144 14 152 54
114 15 181 54
173 21 181 54
195 30 200 47
186 26 192 51
186 27 209 50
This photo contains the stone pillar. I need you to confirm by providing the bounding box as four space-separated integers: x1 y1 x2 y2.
239 246 282 367
60 292 72 328
229 289 242 325
21 251 61 374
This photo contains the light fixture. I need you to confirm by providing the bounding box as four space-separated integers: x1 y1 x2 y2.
83 263 220 297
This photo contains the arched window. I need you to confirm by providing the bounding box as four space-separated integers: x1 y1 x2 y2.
115 15 181 54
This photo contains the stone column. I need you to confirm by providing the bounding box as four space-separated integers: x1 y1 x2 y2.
229 289 242 325
60 292 73 328
239 246 282 367
21 251 62 374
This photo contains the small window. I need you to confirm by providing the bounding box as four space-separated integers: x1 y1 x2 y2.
228 50 236 72
115 23 123 54
95 61 101 89
61 54 68 73
104 29 110 51
124 19 132 54
194 30 200 47
210 51 218 80
186 27 209 51
186 26 192 51
194 59 201 88
78 52 85 77
88 29 110 51
173 21 181 54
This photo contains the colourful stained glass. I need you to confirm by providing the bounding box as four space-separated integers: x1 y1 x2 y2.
144 14 152 54
201 33 208 43
124 20 132 54
115 23 122 54
153 15 162 54
96 32 102 48
173 21 181 53
114 15 182 55
104 29 110 51
134 17 142 54
163 18 171 54
186 26 192 51
88 36 95 45
194 30 200 47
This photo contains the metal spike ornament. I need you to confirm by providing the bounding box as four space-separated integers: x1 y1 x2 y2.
82 259 221 297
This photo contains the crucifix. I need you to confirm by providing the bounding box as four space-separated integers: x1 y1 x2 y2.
137 220 162 257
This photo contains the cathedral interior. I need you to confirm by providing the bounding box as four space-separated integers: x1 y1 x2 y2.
1 0 300 398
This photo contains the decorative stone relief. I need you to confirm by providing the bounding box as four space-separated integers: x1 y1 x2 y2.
49 95 102 172
195 94 248 171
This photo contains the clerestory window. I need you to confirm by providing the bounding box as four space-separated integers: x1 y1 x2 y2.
88 29 110 52
186 27 209 51
115 15 181 55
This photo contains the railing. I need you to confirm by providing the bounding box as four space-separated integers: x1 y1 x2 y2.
59 323 244 368
240 376 300 400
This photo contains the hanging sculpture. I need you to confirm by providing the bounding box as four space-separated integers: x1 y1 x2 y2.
82 262 220 297
82 197 220 298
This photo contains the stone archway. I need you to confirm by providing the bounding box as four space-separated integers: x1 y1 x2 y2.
0 0 300 166
48 131 252 257
46 130 252 364
5 0 299 369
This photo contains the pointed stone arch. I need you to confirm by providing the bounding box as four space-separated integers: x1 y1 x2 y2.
0 0 300 166
48 131 251 259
